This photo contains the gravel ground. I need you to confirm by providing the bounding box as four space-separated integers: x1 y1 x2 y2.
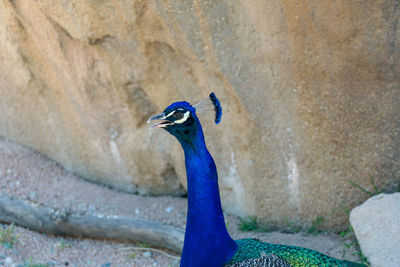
0 136 363 266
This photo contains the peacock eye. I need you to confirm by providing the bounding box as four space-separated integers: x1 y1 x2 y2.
174 112 184 120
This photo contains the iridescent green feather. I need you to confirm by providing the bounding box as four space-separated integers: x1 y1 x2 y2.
227 239 366 267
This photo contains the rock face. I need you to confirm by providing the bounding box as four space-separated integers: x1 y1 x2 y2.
350 193 400 267
0 0 399 229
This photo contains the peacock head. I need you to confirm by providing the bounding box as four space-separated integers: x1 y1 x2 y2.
147 92 222 144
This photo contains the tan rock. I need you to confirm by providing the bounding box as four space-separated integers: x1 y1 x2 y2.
350 193 400 267
0 0 399 229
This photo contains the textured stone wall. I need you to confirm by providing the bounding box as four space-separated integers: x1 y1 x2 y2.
0 0 399 230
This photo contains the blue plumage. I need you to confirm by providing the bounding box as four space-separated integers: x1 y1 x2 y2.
148 93 235 266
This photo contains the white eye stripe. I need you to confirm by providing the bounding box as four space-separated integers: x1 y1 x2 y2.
174 111 190 124
165 110 176 118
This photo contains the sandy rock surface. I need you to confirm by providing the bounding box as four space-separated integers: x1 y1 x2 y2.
0 137 364 266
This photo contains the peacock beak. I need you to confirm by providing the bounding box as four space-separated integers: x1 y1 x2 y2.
147 112 173 129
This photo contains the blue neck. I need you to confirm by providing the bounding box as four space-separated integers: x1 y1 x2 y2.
178 126 237 267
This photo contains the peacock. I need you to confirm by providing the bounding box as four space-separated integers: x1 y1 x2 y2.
148 93 366 267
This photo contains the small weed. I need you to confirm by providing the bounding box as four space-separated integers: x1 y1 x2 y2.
339 228 352 238
306 216 325 235
129 252 137 259
352 239 370 266
55 241 72 250
238 216 259 232
24 256 49 267
341 238 370 266
348 181 373 197
284 218 302 234
341 236 358 259
358 250 370 266
342 241 352 248
368 174 380 195
137 242 150 248
348 174 381 197
0 223 19 248
339 199 351 216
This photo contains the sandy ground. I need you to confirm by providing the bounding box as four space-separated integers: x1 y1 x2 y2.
0 136 363 266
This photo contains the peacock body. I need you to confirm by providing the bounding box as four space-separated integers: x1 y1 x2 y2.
148 93 366 267
226 238 365 267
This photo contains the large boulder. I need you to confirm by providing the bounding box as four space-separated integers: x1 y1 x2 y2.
350 193 400 267
0 0 399 229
